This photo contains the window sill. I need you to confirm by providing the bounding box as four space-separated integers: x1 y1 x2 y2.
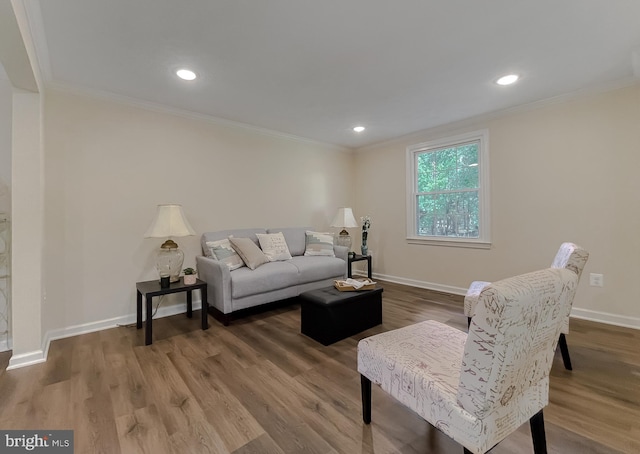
406 237 491 249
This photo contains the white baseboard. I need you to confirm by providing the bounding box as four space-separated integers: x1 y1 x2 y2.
357 271 640 330
7 299 202 370
7 349 46 370
354 270 468 295
570 307 640 330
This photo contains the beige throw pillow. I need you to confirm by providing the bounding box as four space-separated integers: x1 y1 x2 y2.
256 232 293 262
229 237 269 270
304 231 335 257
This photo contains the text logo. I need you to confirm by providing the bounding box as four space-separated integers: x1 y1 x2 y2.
0 431 73 453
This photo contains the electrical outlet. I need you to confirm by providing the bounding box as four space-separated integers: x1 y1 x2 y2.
589 273 604 287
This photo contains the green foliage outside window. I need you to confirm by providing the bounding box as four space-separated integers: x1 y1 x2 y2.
415 141 480 238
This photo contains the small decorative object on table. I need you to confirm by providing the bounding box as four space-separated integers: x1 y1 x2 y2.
160 275 170 288
361 215 371 256
183 267 197 285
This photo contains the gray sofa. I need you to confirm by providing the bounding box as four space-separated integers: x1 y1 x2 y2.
196 227 348 324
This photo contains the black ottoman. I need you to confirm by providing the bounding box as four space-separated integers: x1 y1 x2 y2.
300 286 383 345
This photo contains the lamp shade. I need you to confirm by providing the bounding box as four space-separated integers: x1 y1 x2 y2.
144 204 195 238
330 207 358 228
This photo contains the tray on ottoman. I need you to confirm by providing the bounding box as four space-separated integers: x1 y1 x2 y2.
334 278 376 291
300 285 383 345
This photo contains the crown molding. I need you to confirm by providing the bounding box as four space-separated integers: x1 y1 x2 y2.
356 76 640 153
20 0 51 82
46 81 352 153
8 0 44 92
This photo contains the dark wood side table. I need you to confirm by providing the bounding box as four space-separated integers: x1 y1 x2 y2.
348 254 372 279
136 277 208 345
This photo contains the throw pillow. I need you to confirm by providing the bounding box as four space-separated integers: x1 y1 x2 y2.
256 232 293 262
304 231 335 257
229 237 269 270
205 239 245 271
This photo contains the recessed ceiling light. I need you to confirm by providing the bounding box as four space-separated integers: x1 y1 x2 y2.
496 74 519 85
176 69 197 81
353 126 366 133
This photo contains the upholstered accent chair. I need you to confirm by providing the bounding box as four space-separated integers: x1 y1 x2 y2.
358 268 578 454
464 242 589 370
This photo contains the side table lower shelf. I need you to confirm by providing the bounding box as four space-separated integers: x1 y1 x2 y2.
348 254 372 279
136 277 208 345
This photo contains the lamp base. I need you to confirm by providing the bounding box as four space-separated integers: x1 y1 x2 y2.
156 240 185 283
335 231 352 249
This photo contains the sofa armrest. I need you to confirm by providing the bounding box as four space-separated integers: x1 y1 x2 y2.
464 280 491 318
196 255 233 314
333 245 349 278
333 245 349 261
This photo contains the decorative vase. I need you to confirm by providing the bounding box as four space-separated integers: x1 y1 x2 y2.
184 274 197 285
361 230 369 256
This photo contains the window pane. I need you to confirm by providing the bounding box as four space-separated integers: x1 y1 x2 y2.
458 164 478 189
416 142 479 194
457 143 478 189
436 147 457 191
416 191 479 238
417 152 436 192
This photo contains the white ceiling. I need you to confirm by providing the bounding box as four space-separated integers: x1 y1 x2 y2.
27 0 640 148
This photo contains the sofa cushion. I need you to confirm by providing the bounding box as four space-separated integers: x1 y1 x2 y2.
288 256 346 284
256 232 293 262
304 231 335 257
229 237 269 270
206 238 245 270
231 261 300 298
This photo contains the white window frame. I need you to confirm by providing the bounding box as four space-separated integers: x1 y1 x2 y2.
406 129 491 249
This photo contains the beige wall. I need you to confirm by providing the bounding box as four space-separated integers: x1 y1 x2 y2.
42 89 354 334
354 83 640 326
0 76 11 214
11 91 44 359
0 76 11 353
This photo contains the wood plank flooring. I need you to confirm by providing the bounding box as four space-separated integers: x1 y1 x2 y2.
0 280 638 453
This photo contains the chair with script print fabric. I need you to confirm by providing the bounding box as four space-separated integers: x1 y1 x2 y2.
464 242 588 370
358 267 578 454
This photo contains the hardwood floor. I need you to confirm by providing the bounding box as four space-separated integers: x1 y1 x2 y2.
0 281 638 453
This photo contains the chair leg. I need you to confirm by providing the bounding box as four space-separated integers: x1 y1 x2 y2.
529 410 547 454
361 374 372 424
558 333 572 370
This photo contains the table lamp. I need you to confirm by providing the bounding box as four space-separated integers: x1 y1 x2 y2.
144 204 195 283
331 207 358 249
